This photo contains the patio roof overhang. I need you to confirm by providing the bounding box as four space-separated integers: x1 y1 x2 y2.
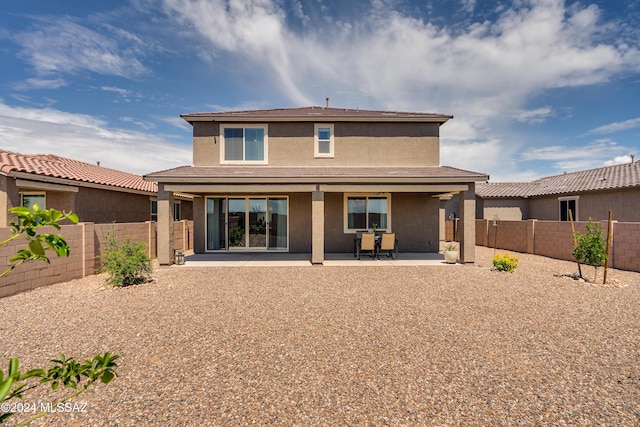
145 166 488 189
163 183 470 193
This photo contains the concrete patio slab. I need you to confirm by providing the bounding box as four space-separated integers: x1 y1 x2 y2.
176 252 460 267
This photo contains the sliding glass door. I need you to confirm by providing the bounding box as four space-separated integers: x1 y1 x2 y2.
206 197 288 251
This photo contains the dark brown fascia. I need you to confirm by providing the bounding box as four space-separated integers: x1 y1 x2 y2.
180 113 453 124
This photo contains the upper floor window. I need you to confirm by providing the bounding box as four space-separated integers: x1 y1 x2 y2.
559 197 578 221
221 124 268 164
314 123 334 158
21 193 46 209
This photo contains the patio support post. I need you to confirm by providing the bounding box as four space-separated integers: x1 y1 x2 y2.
438 196 448 241
157 183 175 265
459 183 476 263
311 189 324 264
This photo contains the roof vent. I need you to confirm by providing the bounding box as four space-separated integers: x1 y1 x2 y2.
325 97 329 109
631 154 635 163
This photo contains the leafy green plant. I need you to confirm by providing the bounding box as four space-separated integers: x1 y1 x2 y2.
228 225 244 246
492 252 519 272
1 205 78 277
101 232 152 287
444 243 457 252
573 218 607 282
1 353 119 425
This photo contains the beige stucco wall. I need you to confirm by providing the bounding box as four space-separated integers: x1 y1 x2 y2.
192 122 440 167
323 192 439 253
480 198 530 221
74 187 151 223
289 193 312 253
529 189 640 222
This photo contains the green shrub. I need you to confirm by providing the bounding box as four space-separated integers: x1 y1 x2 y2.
573 218 607 281
492 252 519 272
101 233 152 287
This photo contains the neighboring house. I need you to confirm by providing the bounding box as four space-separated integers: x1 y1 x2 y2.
475 159 640 222
145 106 488 264
0 149 192 226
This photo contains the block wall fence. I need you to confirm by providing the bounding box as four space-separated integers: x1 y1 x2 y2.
0 220 193 298
475 219 640 273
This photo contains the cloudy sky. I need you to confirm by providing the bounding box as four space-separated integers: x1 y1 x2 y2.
1 0 639 181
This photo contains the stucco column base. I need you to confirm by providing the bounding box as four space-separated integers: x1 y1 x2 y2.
459 184 476 263
311 190 324 264
157 184 174 265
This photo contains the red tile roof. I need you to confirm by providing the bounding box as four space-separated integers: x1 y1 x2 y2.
477 161 640 198
181 106 453 123
0 150 157 193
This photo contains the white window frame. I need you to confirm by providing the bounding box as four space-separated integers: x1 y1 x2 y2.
204 196 289 252
220 124 268 165
20 192 46 209
559 196 579 221
343 193 391 233
314 123 334 158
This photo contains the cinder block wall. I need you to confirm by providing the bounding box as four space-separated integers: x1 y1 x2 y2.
613 222 640 272
0 220 191 299
475 219 640 273
0 224 86 298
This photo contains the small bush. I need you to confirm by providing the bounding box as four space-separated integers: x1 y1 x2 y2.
101 233 152 287
573 218 607 281
493 252 519 272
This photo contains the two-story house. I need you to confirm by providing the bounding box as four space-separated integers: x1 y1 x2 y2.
144 106 488 264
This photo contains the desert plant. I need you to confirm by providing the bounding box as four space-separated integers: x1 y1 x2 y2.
101 232 152 287
493 252 519 272
1 205 78 277
573 218 607 282
444 243 457 252
1 352 119 425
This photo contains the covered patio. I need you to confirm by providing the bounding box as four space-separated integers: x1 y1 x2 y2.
175 245 462 267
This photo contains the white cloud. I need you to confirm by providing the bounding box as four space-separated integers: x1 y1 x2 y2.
588 117 640 134
0 101 191 175
512 107 554 123
15 17 150 79
604 155 635 166
521 139 627 162
12 78 67 90
160 0 640 178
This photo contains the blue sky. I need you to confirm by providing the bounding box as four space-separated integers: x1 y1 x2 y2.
1 0 639 181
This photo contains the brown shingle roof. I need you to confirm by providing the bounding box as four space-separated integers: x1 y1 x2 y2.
0 150 156 193
477 161 640 198
145 165 488 183
181 106 453 123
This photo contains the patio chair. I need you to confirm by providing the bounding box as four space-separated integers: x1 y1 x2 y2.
379 233 398 259
357 232 376 259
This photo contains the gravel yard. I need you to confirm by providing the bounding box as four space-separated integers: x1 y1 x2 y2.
2 247 639 426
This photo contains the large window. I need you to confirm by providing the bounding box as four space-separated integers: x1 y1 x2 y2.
559 197 578 221
206 197 288 251
344 194 390 232
20 193 46 209
314 123 334 158
221 125 268 163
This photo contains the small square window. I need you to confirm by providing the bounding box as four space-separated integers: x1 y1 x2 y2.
315 124 334 158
